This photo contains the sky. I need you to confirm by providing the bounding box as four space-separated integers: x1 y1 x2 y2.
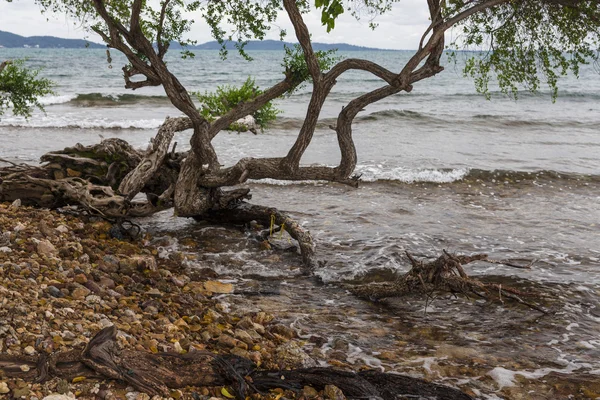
0 0 432 50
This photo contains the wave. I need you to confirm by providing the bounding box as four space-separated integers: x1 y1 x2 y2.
356 165 470 183
41 92 171 107
252 167 600 186
0 117 164 130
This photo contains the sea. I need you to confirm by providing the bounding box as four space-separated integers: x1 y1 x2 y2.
1 48 600 399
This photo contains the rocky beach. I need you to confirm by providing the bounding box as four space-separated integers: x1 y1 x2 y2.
0 201 356 400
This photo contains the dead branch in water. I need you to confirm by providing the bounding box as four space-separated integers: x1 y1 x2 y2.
350 250 548 314
0 326 473 400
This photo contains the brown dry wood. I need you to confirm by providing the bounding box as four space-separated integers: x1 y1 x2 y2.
0 326 473 400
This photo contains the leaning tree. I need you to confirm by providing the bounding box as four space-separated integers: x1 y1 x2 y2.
1 0 599 272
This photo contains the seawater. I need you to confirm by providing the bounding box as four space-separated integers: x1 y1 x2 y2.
1 48 600 398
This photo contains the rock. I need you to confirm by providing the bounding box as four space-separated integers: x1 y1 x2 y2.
270 324 297 339
10 198 21 209
24 345 36 355
302 386 319 398
203 281 234 294
47 286 64 298
37 240 57 257
42 395 73 400
71 284 91 300
100 255 120 273
0 381 9 394
324 385 346 400
0 246 11 253
275 341 317 368
13 386 30 397
39 220 54 237
146 288 162 297
56 224 69 233
0 231 10 246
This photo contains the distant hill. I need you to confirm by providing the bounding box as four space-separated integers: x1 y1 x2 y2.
184 40 390 51
0 30 105 49
0 31 391 51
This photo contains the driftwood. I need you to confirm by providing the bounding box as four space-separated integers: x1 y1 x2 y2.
0 326 473 400
350 251 547 313
0 135 319 270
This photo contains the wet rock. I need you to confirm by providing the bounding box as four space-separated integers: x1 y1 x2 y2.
324 385 346 400
270 324 297 339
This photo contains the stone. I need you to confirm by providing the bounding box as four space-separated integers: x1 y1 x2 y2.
71 285 91 300
42 395 73 400
203 281 234 294
146 288 162 297
37 240 57 257
47 286 64 298
302 386 319 398
324 385 346 400
24 345 36 355
10 199 21 209
0 381 9 394
56 224 69 233
275 341 317 368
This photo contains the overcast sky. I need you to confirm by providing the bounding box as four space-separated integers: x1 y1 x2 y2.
0 0 432 50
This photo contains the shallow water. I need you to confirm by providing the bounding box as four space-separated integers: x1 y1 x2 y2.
1 48 600 398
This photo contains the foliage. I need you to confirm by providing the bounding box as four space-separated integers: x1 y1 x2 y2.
192 77 280 131
0 59 54 119
282 44 341 90
447 0 600 100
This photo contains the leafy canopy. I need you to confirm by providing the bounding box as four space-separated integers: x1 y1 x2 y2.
447 0 600 100
0 60 54 119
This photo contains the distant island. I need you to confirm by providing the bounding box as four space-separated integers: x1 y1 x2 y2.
0 30 392 51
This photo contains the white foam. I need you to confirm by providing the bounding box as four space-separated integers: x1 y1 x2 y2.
0 115 164 130
39 94 77 105
487 362 582 389
355 164 470 183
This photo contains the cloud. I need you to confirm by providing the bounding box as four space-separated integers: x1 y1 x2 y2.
0 0 432 49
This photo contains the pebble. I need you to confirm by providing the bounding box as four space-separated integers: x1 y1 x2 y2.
0 381 9 394
24 345 36 355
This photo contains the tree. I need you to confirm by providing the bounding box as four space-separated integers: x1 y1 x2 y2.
1 0 599 271
0 59 53 118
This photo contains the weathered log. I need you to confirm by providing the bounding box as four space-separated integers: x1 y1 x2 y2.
0 326 473 400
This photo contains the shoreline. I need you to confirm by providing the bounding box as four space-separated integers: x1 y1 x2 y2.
0 202 325 399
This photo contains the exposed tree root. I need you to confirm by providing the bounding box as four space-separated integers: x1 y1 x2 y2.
0 326 473 400
350 250 548 314
202 202 317 272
